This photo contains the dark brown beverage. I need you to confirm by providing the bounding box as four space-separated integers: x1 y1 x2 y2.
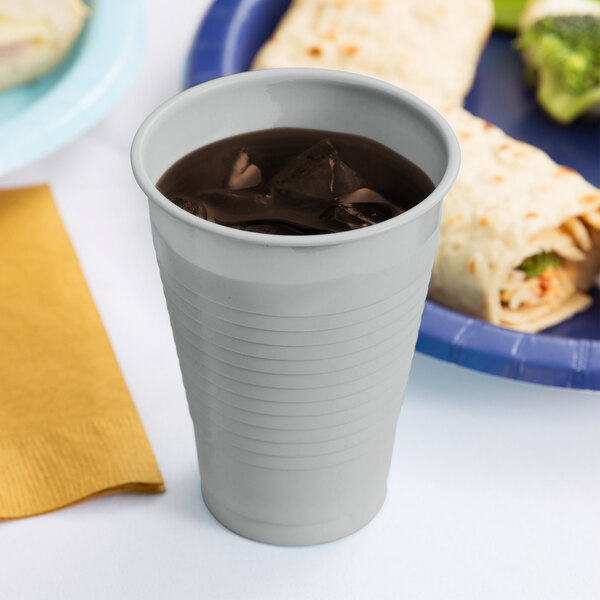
157 128 434 235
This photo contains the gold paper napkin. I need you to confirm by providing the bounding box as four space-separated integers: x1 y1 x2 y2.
0 186 165 520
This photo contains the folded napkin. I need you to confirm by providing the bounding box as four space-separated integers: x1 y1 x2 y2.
0 185 165 520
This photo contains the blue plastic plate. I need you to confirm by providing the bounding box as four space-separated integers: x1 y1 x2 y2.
0 0 145 176
186 0 600 390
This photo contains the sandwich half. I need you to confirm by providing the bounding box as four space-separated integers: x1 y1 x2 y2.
0 0 87 91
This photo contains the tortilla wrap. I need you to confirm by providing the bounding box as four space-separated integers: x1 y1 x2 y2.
429 106 600 332
0 0 87 91
253 0 599 332
252 0 494 107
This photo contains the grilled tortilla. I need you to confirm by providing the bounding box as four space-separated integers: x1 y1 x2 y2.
430 106 600 332
252 0 599 332
252 0 494 107
0 0 87 91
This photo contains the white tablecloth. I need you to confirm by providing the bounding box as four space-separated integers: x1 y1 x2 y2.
1 1 599 598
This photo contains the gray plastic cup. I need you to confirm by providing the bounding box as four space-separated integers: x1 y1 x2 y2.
131 68 460 546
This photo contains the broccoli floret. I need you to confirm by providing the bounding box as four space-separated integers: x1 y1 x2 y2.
515 15 600 123
517 251 563 278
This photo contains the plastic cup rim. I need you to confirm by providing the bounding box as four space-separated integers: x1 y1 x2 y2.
131 68 461 248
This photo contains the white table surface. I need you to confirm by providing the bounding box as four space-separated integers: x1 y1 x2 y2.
1 1 599 598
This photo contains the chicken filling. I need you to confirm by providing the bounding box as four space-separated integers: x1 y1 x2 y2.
500 210 600 313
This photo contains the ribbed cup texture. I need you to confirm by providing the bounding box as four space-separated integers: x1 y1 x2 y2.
151 218 438 545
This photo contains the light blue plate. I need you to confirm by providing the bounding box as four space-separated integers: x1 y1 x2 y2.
0 0 145 176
